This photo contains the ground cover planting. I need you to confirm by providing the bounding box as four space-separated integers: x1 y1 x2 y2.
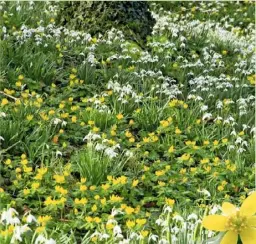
0 1 255 243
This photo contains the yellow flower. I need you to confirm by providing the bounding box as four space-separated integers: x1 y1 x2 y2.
16 81 22 87
18 75 24 80
202 192 256 244
165 198 175 206
26 115 34 121
116 113 123 120
168 145 175 153
125 206 135 215
32 182 40 190
106 223 114 230
126 220 135 228
93 217 101 223
175 128 182 134
132 179 139 187
85 216 93 223
91 204 97 212
35 226 45 233
1 98 9 106
23 189 30 195
53 174 65 184
80 185 87 191
136 218 147 226
4 159 11 165
140 230 149 237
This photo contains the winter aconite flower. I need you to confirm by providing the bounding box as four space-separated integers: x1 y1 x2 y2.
202 192 256 244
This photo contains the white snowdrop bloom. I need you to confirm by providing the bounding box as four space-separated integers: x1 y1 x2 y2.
173 215 184 222
1 208 20 225
187 213 198 221
250 127 256 134
26 213 37 224
201 105 208 112
237 147 246 153
216 100 223 109
202 113 212 121
125 150 133 157
61 121 67 127
156 218 164 226
35 235 46 244
116 233 124 239
0 112 6 117
105 148 118 158
148 234 158 242
235 137 243 144
11 224 30 243
83 132 101 141
209 205 221 215
197 189 211 197
228 145 235 151
163 206 173 213
241 141 248 147
171 235 178 242
171 226 180 234
130 232 139 240
45 238 56 244
159 239 169 244
0 136 4 141
119 239 130 244
99 233 110 240
95 143 106 151
55 151 62 157
111 208 123 217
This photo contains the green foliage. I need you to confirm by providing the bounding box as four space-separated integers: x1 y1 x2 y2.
71 143 127 185
58 1 155 46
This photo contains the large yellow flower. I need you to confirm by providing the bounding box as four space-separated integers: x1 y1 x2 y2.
202 192 256 244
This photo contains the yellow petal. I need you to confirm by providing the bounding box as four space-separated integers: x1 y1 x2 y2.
247 216 256 227
220 231 238 244
222 202 237 216
240 228 256 244
240 192 256 216
202 215 228 231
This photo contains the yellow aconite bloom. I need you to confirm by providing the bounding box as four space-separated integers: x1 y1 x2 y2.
202 192 256 244
116 113 124 120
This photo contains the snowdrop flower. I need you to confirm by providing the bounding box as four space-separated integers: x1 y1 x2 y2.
237 147 246 153
0 112 6 117
0 136 4 141
104 147 118 158
83 132 101 141
228 145 235 151
171 226 180 234
202 113 212 121
56 151 62 157
197 189 211 197
61 121 67 127
209 205 221 214
99 233 110 240
148 234 158 242
1 208 20 225
95 143 106 151
26 213 37 224
111 208 123 217
187 213 198 221
156 218 164 226
11 225 30 243
173 215 184 222
53 118 62 125
163 206 173 213
159 239 169 244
